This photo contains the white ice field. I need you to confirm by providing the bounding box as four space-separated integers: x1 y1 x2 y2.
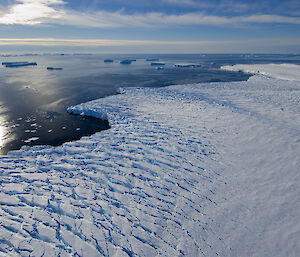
0 64 299 256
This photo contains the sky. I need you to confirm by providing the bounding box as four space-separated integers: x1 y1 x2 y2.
0 0 299 53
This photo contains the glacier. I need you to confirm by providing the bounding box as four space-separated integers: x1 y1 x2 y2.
0 64 299 256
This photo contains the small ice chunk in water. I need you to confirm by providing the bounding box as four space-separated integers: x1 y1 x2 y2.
24 137 39 143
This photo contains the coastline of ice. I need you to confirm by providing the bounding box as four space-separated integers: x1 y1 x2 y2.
0 64 300 256
221 63 300 81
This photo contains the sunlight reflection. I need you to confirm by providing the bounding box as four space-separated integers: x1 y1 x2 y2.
0 124 3 148
0 108 11 155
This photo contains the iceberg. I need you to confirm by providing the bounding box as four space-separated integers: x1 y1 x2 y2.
47 67 63 70
0 63 299 256
4 62 37 67
120 59 132 64
2 61 29 65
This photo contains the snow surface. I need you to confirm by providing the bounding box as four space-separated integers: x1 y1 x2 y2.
0 64 300 256
221 63 300 81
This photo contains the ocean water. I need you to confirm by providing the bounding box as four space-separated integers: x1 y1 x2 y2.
0 53 299 155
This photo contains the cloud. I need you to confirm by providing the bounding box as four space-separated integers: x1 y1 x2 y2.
0 38 153 46
59 11 300 28
162 0 213 8
0 0 64 25
0 0 299 27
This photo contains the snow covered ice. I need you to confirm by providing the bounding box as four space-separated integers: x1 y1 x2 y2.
0 64 300 256
221 63 300 81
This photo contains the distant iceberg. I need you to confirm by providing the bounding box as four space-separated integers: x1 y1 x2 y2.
120 60 132 65
2 61 29 65
174 63 201 68
151 62 165 66
104 59 114 63
47 67 63 70
4 62 37 67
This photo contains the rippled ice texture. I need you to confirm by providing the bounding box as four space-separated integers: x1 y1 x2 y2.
0 64 300 256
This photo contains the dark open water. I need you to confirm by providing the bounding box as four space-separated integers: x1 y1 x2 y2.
0 53 299 155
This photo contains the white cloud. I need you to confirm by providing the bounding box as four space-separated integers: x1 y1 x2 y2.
0 0 299 27
0 0 64 25
59 11 300 28
162 0 212 8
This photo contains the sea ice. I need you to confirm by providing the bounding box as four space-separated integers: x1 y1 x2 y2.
0 64 299 256
24 137 39 143
221 63 300 81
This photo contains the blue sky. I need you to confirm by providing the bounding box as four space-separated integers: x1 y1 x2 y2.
0 0 299 53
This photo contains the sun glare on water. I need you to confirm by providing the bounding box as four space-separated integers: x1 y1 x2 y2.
0 114 10 154
0 124 3 150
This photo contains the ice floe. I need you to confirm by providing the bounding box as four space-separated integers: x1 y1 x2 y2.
0 64 299 256
24 137 39 143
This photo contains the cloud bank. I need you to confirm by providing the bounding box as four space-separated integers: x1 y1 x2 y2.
1 38 300 54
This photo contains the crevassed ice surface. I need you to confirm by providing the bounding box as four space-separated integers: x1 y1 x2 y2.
1 65 300 256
